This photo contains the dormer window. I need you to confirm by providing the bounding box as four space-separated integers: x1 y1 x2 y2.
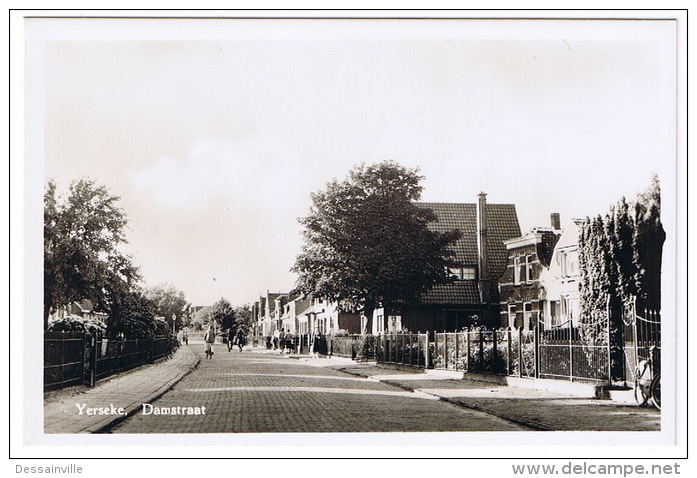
449 266 477 281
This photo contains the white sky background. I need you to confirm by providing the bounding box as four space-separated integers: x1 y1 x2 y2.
30 18 677 307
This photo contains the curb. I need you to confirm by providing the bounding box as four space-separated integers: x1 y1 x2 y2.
435 395 552 431
335 366 551 431
505 376 603 399
91 347 201 433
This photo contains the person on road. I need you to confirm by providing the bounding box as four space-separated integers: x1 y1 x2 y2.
235 328 245 352
182 328 188 345
273 328 280 350
204 324 216 359
310 329 321 359
227 328 235 352
284 329 293 354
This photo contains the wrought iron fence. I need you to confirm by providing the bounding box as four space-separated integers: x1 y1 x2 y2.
44 332 87 391
432 324 610 383
622 299 661 383
377 333 428 367
44 331 176 392
538 320 610 382
329 333 427 366
434 329 516 375
323 315 652 385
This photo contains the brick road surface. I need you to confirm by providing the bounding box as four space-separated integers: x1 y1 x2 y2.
109 345 524 433
338 364 661 432
45 344 660 434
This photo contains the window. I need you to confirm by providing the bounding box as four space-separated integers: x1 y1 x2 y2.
462 266 476 280
514 257 521 285
449 266 476 281
523 302 533 330
508 304 517 329
376 314 384 334
559 250 578 279
525 255 534 283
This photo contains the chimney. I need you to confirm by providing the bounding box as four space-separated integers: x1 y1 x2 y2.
550 213 561 230
477 192 491 304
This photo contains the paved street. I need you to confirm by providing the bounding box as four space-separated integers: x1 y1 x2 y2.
45 343 660 434
109 344 524 433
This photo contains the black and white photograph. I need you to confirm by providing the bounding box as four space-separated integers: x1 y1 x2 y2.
11 10 686 464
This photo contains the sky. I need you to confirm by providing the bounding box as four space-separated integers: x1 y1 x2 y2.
27 17 678 307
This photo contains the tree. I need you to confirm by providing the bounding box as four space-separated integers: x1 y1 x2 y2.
233 304 253 335
292 161 460 321
107 288 161 339
578 176 665 379
145 283 189 330
209 298 236 331
44 179 140 329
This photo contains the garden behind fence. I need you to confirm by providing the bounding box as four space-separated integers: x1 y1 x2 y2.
327 316 658 384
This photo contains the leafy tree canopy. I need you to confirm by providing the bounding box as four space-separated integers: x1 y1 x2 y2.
145 283 189 324
292 161 460 317
577 175 665 380
44 178 140 328
210 298 236 331
106 288 163 339
233 304 253 335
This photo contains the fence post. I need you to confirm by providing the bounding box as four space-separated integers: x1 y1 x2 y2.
401 333 405 365
607 297 613 385
478 327 485 372
507 327 513 375
61 333 66 390
455 332 459 371
492 328 498 374
568 319 574 382
534 325 540 379
518 327 523 378
466 327 471 372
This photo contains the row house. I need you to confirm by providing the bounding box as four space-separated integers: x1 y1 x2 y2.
49 298 109 323
539 218 583 327
371 192 522 333
252 292 362 337
498 214 562 330
251 291 286 337
499 216 583 329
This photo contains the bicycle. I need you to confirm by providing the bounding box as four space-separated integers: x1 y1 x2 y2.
633 346 661 410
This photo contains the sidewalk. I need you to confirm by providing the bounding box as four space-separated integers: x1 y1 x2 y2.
44 344 200 433
337 363 661 431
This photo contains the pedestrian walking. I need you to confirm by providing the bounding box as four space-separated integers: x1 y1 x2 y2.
235 328 245 352
204 324 216 359
310 329 321 359
284 329 293 354
182 328 188 345
227 328 235 352
279 328 286 354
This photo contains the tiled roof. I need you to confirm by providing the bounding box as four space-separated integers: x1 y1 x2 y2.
420 281 481 305
416 202 521 279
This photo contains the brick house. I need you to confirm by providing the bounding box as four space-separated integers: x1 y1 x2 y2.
252 291 286 337
371 192 521 333
539 219 585 327
498 214 562 330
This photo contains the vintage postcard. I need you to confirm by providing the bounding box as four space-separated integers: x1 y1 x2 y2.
12 11 686 464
